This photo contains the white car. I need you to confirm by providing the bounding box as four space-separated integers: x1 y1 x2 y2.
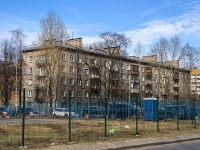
52 108 76 117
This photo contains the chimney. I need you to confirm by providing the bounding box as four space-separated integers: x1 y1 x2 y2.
65 38 82 49
166 61 179 68
142 55 157 63
104 46 120 56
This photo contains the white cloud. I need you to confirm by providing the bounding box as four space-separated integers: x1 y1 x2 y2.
122 2 200 53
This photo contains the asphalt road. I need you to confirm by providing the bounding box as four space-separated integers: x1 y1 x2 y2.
134 140 200 150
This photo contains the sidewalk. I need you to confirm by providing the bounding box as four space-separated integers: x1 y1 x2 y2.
32 133 200 150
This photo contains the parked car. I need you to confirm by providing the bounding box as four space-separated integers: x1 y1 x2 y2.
159 105 186 120
108 104 142 119
82 106 106 118
52 108 76 117
0 106 9 117
16 107 35 116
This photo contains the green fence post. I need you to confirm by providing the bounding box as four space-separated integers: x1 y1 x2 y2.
164 99 166 122
193 98 196 129
135 96 139 136
156 96 159 132
22 88 25 147
176 96 179 131
104 93 107 137
68 91 71 142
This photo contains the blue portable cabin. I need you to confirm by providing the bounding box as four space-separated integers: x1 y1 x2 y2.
142 97 158 121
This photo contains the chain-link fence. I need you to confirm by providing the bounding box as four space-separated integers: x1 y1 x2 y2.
0 94 200 149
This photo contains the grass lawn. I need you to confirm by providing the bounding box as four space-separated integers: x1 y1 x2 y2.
0 119 199 150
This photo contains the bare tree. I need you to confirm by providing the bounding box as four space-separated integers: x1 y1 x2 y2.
0 29 25 105
90 31 132 56
38 11 69 44
181 43 199 69
36 11 69 107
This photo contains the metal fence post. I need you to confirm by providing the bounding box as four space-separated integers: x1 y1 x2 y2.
135 96 139 136
176 96 179 131
22 88 25 147
193 98 196 129
68 92 72 142
104 93 107 137
156 96 159 132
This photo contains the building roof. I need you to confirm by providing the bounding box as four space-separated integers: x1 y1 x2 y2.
22 43 190 73
191 69 200 75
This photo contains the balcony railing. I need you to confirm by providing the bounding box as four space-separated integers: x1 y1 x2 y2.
36 72 46 77
35 84 46 89
36 59 46 65
131 89 139 93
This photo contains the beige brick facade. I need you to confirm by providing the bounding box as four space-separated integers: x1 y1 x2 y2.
22 38 191 104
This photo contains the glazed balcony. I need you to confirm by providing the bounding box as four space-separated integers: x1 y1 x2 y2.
36 59 46 65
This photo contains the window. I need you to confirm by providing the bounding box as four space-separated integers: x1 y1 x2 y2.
62 54 66 61
85 58 89 64
70 67 74 73
29 56 33 62
85 91 89 98
91 59 96 65
28 91 32 97
122 64 124 70
70 55 74 62
70 78 74 85
78 91 81 97
127 64 130 70
62 78 66 84
62 66 66 72
29 68 32 74
78 57 82 63
85 69 89 75
70 91 74 97
78 68 81 74
122 74 125 79
78 79 82 86
85 80 89 86
39 79 45 85
61 90 66 97
28 79 32 85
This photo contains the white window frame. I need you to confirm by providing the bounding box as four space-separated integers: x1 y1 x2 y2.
70 55 74 62
28 91 32 97
62 66 66 72
70 78 74 85
29 56 33 62
61 90 66 97
29 67 32 74
78 79 82 86
85 91 89 98
62 54 66 61
62 78 66 84
70 91 74 97
85 80 89 86
85 69 89 75
70 67 74 73
28 79 32 85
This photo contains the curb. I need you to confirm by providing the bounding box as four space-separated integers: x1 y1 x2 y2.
106 137 200 150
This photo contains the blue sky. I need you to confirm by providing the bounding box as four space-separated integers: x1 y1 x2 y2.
0 0 200 55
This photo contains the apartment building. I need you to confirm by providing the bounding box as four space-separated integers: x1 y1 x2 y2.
22 38 191 105
191 69 200 97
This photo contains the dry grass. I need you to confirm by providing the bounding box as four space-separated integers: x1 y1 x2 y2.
0 119 200 150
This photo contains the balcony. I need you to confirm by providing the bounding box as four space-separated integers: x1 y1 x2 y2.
145 80 152 85
35 84 46 89
173 73 179 80
36 72 46 77
36 59 46 65
145 90 152 93
173 83 179 89
131 89 139 93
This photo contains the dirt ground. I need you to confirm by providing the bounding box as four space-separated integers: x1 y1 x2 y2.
0 118 199 150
